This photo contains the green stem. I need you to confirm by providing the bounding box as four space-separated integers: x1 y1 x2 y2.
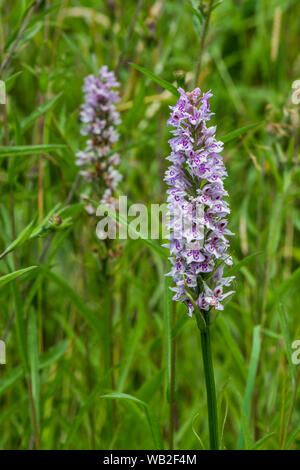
198 318 218 450
169 301 176 450
27 377 40 449
194 0 215 87
115 0 144 72
103 258 116 436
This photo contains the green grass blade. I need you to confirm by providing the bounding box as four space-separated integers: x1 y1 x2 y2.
39 340 69 369
227 252 263 276
268 266 300 310
266 194 284 260
62 33 94 73
0 366 24 395
129 62 179 97
278 266 300 299
0 144 66 157
221 122 262 143
89 197 168 260
116 313 144 392
137 370 164 403
237 325 261 449
11 282 29 373
0 340 69 396
278 303 296 381
285 422 300 450
101 393 164 450
5 71 23 91
0 266 38 289
250 432 275 450
21 92 63 132
63 381 105 449
45 270 102 335
0 217 37 259
217 316 247 380
27 310 40 429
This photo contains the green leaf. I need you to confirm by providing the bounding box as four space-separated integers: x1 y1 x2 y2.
137 370 164 403
0 340 69 396
285 422 300 449
29 202 62 239
5 71 23 91
11 282 29 373
27 310 40 429
219 394 229 450
192 413 206 449
0 366 24 395
250 432 275 450
101 393 164 450
0 217 37 260
0 144 66 157
267 266 300 311
237 325 261 449
244 325 262 415
239 402 252 450
184 4 204 24
263 149 282 188
0 266 38 289
16 21 42 49
278 266 300 299
129 63 179 97
45 269 102 335
217 316 247 379
63 381 105 449
116 312 144 393
227 252 263 276
278 303 296 381
267 195 284 260
39 340 69 369
89 198 168 260
27 2 60 27
287 137 294 165
221 122 262 143
62 33 94 73
21 92 63 132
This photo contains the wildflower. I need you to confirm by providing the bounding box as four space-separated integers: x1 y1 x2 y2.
164 88 234 316
76 66 122 210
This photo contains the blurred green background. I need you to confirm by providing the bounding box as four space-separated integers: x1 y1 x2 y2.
0 0 300 450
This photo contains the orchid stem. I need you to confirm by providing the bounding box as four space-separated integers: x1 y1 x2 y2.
197 314 219 450
169 301 176 450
